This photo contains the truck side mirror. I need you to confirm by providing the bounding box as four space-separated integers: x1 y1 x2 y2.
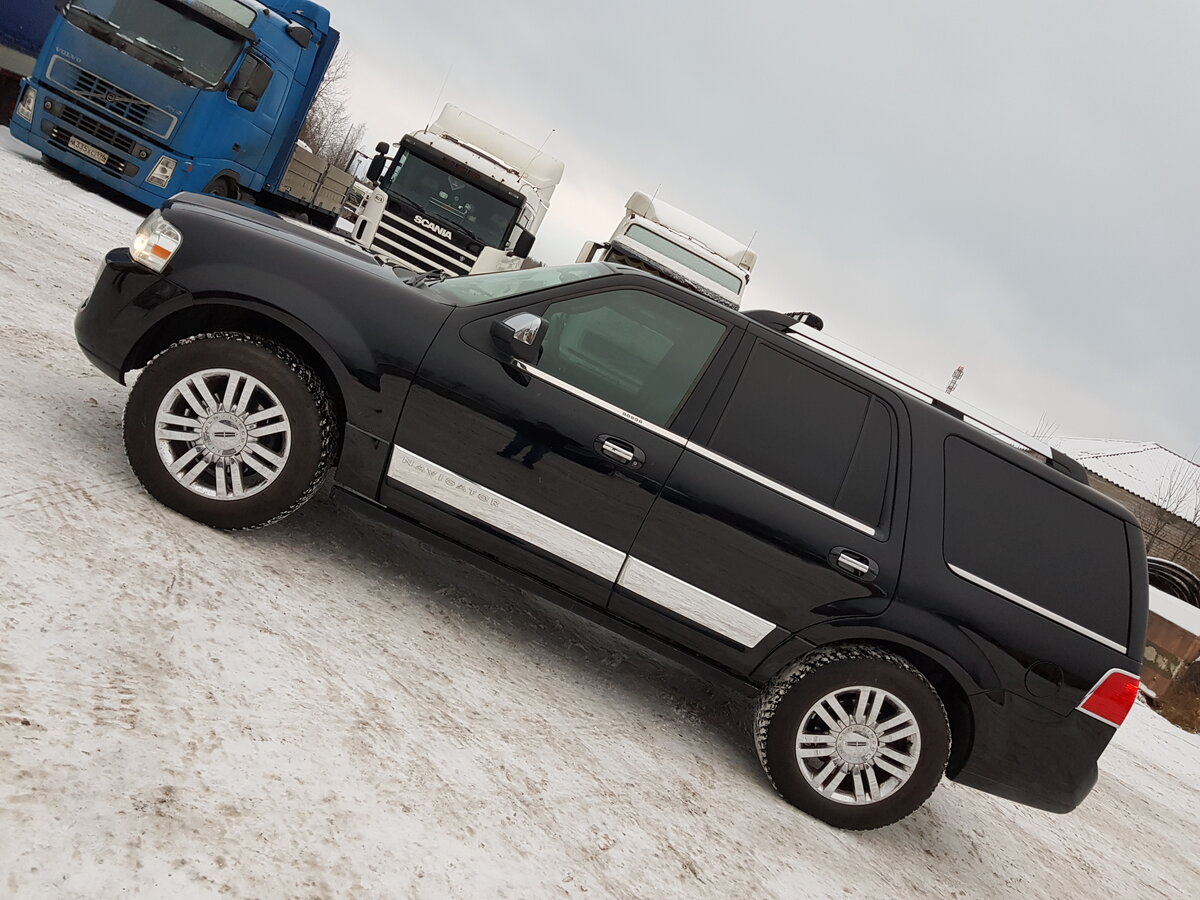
366 148 389 184
513 231 535 259
229 55 272 113
576 240 600 264
491 312 544 364
285 23 312 48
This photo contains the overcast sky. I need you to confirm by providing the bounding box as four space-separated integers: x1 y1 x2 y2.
327 0 1198 458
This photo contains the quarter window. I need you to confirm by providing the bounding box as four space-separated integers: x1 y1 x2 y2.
535 290 727 427
943 437 1131 644
709 342 894 526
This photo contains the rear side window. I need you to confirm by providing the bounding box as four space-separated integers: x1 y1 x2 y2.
943 437 1131 646
709 342 894 527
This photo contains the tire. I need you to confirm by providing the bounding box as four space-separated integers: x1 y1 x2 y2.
202 176 238 199
754 644 950 830
123 333 336 530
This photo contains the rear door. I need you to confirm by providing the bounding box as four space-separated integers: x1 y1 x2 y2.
612 335 910 675
380 275 743 606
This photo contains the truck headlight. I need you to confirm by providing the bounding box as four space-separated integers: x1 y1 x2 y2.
15 85 36 123
145 155 177 188
130 210 182 273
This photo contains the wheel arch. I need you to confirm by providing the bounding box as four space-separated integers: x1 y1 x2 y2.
754 633 980 778
122 302 348 456
202 171 242 198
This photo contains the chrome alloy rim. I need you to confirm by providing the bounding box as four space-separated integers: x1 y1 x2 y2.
795 686 922 805
154 368 291 500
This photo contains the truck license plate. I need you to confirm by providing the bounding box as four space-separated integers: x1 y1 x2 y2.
68 135 109 167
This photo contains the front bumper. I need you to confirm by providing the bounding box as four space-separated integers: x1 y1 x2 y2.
75 248 186 383
12 81 180 208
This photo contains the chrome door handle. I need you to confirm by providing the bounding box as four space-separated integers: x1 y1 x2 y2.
595 435 644 468
601 439 635 463
837 552 871 574
831 548 877 581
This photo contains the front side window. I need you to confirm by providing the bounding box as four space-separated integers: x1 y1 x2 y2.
382 150 520 246
535 290 728 427
709 342 894 527
66 0 246 86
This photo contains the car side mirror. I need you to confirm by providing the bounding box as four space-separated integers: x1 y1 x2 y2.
491 312 544 364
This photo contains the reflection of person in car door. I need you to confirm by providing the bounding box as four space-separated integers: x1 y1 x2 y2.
496 426 548 468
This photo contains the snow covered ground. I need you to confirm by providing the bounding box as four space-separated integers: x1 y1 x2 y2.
1 128 1199 899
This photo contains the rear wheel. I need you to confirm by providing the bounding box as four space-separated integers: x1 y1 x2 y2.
123 333 336 529
755 644 950 830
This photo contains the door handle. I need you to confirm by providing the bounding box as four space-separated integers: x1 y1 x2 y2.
830 547 878 581
602 439 635 463
595 435 645 468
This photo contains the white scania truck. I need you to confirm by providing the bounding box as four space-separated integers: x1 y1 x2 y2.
353 105 564 276
577 192 757 309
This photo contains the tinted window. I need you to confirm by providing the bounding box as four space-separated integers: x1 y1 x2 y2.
709 342 893 524
943 437 1131 644
536 290 727 426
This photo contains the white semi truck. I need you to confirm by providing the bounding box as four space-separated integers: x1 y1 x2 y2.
354 105 564 276
577 192 757 309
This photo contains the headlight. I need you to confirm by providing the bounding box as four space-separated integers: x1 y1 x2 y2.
15 85 36 123
145 155 177 188
130 209 182 273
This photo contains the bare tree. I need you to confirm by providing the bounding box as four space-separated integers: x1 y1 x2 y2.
297 50 366 170
1029 414 1059 443
1142 459 1200 565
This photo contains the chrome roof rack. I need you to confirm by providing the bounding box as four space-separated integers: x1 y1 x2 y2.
779 323 1054 460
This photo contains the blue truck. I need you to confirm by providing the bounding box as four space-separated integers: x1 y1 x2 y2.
8 0 351 225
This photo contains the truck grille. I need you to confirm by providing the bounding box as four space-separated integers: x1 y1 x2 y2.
47 56 177 139
371 209 477 276
59 106 138 156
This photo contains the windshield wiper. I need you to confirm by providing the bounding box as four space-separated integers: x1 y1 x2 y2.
402 269 450 287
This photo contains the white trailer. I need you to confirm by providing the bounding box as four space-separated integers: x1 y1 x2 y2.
578 192 757 309
353 105 564 276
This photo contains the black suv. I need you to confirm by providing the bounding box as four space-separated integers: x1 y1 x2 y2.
76 194 1149 829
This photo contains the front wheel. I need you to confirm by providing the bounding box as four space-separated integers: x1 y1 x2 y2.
754 644 950 830
123 333 336 529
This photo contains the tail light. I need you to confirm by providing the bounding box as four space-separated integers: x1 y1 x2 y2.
1077 669 1140 727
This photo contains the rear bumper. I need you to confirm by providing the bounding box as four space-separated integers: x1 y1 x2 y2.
951 690 1115 813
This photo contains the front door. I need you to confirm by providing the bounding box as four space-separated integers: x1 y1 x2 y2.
379 273 742 606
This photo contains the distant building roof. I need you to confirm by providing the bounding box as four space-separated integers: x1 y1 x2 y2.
1051 438 1200 527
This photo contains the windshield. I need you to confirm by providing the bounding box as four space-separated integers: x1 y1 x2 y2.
64 0 247 87
382 150 520 247
622 224 745 294
428 264 609 306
